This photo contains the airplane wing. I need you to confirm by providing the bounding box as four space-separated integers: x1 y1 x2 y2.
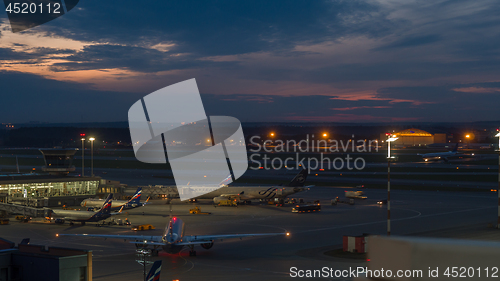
178 232 288 245
62 217 81 221
57 233 163 244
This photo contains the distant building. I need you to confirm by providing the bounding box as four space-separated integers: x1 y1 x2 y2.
381 128 448 146
0 238 92 281
39 149 78 175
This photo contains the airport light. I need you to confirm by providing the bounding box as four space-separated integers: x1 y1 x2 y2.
80 136 85 177
322 132 328 138
495 132 500 150
387 136 398 158
496 132 500 229
89 137 95 177
386 135 398 236
270 132 275 137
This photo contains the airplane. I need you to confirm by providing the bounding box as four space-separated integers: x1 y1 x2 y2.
195 169 312 204
57 216 289 256
146 260 162 281
80 187 149 211
419 143 468 162
50 194 122 225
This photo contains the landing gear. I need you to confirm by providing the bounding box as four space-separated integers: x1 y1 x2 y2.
81 222 85 226
188 245 196 256
69 222 74 226
201 242 214 250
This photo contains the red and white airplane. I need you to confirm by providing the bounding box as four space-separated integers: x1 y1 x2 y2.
58 216 289 256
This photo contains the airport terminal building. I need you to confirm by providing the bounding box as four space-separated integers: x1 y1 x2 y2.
0 149 102 207
0 174 100 207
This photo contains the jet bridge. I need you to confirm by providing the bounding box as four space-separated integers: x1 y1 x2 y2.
0 202 50 217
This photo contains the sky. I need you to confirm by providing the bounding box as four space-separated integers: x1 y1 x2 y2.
1 0 500 123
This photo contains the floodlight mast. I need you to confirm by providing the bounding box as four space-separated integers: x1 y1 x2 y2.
386 135 398 236
496 132 500 228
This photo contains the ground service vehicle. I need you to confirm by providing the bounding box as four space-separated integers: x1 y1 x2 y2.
345 191 367 199
377 199 387 205
292 204 321 213
132 224 155 231
189 207 211 215
15 216 31 222
217 200 237 207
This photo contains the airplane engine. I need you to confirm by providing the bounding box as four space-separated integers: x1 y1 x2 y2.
201 242 214 249
213 196 229 204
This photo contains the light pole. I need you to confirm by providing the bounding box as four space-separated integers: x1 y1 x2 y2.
136 248 152 281
81 137 85 177
89 137 95 177
495 132 500 229
386 135 398 236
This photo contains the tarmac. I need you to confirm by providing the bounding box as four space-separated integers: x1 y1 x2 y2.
1 186 500 281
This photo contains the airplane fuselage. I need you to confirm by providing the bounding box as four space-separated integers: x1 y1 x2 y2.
421 151 457 161
51 209 111 222
161 217 185 253
194 185 307 201
81 199 141 210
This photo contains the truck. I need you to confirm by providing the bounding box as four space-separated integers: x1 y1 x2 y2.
292 204 321 213
345 191 367 199
332 197 355 205
132 224 155 231
216 200 238 207
189 207 211 215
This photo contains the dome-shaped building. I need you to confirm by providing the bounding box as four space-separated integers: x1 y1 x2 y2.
381 128 447 145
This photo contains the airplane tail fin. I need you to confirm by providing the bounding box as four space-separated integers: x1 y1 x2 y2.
146 260 162 281
98 194 113 215
219 174 233 187
452 143 459 152
286 169 308 187
128 187 142 204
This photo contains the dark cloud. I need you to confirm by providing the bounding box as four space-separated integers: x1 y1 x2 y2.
0 71 142 123
376 82 500 103
38 0 397 56
49 44 237 72
0 47 75 62
201 91 500 123
374 82 500 121
3 70 500 123
2 0 500 123
373 34 442 51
